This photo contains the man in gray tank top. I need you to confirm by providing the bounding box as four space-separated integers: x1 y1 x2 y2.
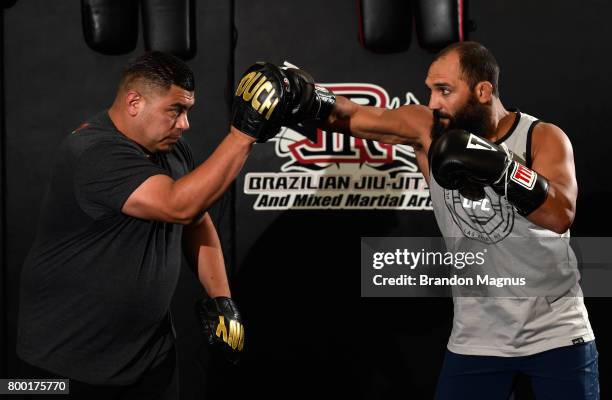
288 41 599 399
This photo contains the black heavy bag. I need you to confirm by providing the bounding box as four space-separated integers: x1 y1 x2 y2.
81 0 139 55
415 0 464 51
2 0 18 9
142 0 196 60
357 0 412 53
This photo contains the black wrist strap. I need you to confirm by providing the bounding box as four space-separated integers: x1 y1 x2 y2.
312 86 336 121
500 161 549 216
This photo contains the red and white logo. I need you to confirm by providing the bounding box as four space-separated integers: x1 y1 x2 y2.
510 162 537 190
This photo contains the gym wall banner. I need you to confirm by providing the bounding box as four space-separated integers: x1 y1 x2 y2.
242 83 432 211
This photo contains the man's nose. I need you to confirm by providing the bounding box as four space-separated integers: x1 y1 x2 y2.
176 113 189 130
428 94 440 110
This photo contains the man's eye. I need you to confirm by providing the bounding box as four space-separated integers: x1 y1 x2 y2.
441 88 450 96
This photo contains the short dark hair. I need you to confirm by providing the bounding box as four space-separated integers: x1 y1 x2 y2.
435 41 500 97
119 51 195 93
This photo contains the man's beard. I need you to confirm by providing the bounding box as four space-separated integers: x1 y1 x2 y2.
429 96 495 201
431 96 494 141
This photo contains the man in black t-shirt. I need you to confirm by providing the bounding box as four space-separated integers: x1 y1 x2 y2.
16 53 293 399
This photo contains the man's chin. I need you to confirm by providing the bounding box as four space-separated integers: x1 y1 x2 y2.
438 118 450 128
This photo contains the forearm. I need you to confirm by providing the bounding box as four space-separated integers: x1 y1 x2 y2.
170 127 254 220
493 159 575 233
525 182 575 234
324 96 391 137
323 95 359 131
493 160 573 233
520 124 577 234
198 249 231 298
323 96 431 145
184 213 231 297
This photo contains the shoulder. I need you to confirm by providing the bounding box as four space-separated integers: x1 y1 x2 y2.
529 122 575 167
531 122 573 153
63 126 141 162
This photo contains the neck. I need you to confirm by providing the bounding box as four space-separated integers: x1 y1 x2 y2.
487 97 514 141
108 101 152 152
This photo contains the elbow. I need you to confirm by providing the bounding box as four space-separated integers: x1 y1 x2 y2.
165 181 212 225
173 212 197 226
166 198 204 225
549 210 574 234
550 223 570 235
165 182 206 225
538 185 576 234
159 208 196 225
170 205 205 225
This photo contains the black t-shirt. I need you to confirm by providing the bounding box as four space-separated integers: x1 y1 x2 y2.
17 111 196 385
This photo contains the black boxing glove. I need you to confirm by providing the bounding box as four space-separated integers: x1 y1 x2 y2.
232 62 291 142
430 129 549 216
458 183 487 202
195 296 244 365
281 63 336 126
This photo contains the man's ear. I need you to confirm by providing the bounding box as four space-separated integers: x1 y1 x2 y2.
474 81 494 104
125 90 143 117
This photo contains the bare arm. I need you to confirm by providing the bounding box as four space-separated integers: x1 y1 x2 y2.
183 213 230 297
324 96 434 147
122 126 254 224
527 123 577 233
324 96 435 181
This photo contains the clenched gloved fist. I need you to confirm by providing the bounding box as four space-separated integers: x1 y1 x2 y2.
195 296 245 365
231 62 292 143
281 61 336 126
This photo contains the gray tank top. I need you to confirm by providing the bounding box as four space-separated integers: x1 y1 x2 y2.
429 111 594 356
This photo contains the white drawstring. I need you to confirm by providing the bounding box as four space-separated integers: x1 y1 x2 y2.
281 60 299 70
493 143 514 198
